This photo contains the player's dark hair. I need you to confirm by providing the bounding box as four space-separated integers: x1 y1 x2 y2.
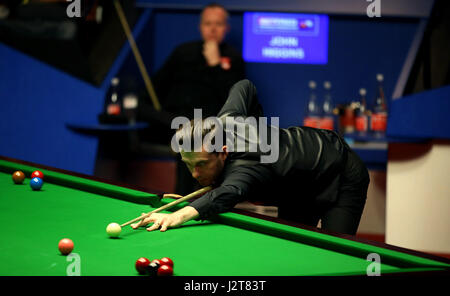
175 118 226 154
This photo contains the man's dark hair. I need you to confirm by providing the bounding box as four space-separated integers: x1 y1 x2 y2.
200 2 229 21
175 118 226 154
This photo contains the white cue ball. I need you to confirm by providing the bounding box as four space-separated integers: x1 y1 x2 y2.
106 222 121 238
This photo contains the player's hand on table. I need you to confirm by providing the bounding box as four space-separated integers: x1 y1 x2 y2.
130 206 199 232
130 193 183 230
147 213 183 232
130 213 174 232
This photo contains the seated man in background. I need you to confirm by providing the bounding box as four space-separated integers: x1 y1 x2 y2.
132 79 370 236
137 3 245 195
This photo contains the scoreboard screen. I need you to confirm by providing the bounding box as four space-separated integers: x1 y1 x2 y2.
243 12 329 64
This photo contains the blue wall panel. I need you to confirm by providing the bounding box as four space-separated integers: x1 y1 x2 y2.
0 9 153 174
0 43 104 174
387 85 450 140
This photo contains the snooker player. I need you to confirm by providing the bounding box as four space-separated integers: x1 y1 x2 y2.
131 79 370 235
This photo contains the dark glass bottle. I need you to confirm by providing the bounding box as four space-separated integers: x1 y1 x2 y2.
355 88 369 135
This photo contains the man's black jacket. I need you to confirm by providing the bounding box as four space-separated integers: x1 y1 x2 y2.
189 79 351 220
153 40 245 119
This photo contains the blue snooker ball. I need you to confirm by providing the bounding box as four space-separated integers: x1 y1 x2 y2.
30 177 43 190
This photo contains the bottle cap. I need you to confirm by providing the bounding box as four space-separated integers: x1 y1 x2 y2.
324 81 331 89
376 74 384 82
123 94 138 109
359 88 366 96
111 77 119 86
309 81 316 89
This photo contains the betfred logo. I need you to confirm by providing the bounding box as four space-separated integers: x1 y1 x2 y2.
257 17 298 31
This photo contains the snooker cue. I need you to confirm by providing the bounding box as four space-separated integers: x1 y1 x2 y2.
120 186 213 227
113 0 161 111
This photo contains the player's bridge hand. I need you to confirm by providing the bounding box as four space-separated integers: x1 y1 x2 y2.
130 213 149 229
131 213 182 232
130 194 184 231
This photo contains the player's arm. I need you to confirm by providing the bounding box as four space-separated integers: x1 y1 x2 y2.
131 164 274 231
131 206 199 232
189 163 275 220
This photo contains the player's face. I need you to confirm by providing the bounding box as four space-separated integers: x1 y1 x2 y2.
199 7 229 43
181 147 228 186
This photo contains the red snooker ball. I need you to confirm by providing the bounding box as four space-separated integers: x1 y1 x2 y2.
160 257 173 268
31 170 44 180
157 264 173 276
58 238 74 255
135 257 150 274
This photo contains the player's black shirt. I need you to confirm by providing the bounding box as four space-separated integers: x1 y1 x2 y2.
189 80 368 220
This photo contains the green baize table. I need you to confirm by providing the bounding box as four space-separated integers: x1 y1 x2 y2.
0 157 449 276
